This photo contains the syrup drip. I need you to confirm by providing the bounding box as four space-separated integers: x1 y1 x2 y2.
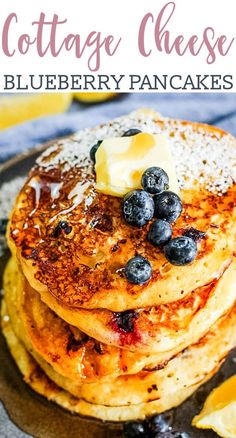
49 180 91 223
28 177 63 216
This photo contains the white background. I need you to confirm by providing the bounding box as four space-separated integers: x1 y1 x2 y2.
0 0 235 92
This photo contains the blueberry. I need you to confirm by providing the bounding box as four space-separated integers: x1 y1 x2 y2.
125 255 152 285
182 227 205 242
123 421 147 437
122 128 142 137
114 310 137 332
90 140 103 163
142 167 169 194
122 190 154 227
60 221 72 234
148 219 172 247
52 221 72 238
154 191 182 223
164 236 197 266
147 412 173 434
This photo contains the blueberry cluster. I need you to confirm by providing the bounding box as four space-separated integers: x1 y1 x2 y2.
122 167 198 285
90 131 198 285
123 413 189 438
122 168 182 229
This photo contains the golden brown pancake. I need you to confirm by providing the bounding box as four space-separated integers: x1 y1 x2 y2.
38 259 235 352
3 109 236 422
4 257 236 380
2 299 236 421
8 111 236 312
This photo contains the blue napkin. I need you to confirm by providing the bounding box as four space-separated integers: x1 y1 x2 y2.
0 93 236 163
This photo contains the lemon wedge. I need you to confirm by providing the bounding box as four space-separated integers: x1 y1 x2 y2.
192 375 236 438
74 92 116 103
0 93 72 130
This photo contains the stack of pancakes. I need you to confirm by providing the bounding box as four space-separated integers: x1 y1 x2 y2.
2 109 236 422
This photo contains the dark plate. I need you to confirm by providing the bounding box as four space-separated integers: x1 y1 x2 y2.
0 147 235 438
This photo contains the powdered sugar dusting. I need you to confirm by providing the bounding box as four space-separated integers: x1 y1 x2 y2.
37 137 93 176
34 109 236 195
0 176 27 256
170 121 236 194
0 177 26 218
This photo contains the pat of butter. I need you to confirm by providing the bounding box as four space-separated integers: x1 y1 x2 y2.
95 132 179 197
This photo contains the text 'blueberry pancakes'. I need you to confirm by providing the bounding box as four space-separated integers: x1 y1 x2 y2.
2 108 236 422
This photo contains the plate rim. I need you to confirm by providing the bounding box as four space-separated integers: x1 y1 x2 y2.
0 136 66 176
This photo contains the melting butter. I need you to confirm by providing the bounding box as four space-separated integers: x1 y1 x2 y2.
95 132 179 197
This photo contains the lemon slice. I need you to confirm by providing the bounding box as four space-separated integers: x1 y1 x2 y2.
74 92 117 103
0 93 72 130
192 375 236 438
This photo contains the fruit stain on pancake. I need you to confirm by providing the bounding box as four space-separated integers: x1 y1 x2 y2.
1 109 236 428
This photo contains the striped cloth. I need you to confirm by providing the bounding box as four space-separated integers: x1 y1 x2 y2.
0 93 236 163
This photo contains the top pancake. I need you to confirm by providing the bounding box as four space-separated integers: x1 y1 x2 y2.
8 109 236 311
